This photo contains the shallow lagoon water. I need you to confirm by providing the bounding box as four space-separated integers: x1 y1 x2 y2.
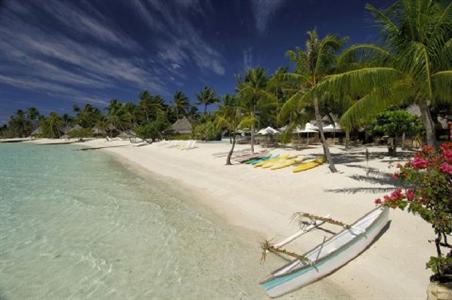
0 143 272 299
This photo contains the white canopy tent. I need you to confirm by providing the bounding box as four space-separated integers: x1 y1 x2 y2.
295 123 319 145
323 122 343 133
258 126 280 135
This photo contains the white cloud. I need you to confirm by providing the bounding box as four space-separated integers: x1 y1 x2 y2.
243 48 253 70
251 0 287 34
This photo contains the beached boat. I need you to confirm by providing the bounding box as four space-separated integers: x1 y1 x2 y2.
260 207 389 297
292 156 325 173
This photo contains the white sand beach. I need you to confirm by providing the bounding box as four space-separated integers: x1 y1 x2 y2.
68 138 435 299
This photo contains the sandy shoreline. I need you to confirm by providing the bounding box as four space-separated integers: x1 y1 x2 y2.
26 138 434 298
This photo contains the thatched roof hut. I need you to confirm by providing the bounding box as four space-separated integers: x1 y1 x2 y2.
170 117 192 134
69 124 83 132
92 126 106 136
31 126 43 136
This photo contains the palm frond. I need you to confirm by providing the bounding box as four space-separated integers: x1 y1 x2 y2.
338 44 393 71
432 70 452 104
279 90 312 123
315 67 401 98
339 83 411 129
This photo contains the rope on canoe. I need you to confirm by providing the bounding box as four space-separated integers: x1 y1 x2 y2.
260 240 312 265
291 212 351 229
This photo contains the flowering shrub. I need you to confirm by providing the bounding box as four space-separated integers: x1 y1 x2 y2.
375 143 452 281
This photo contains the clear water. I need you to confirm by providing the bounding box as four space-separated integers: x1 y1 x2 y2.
0 143 272 299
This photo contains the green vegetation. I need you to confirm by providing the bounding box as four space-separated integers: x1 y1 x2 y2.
369 109 424 154
1 0 450 172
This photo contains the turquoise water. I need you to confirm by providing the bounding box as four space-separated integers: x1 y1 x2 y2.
0 143 270 299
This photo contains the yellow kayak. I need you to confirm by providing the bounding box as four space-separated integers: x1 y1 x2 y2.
292 156 325 173
256 154 288 168
271 157 304 170
255 155 280 167
261 154 297 168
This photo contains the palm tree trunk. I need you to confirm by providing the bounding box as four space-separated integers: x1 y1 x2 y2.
226 134 236 165
250 105 256 153
419 102 437 147
314 97 337 173
204 104 207 115
345 129 350 150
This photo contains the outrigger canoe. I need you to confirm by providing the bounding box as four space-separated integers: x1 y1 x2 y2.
260 207 389 297
292 156 325 173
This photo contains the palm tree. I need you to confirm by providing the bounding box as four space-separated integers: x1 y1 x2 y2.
173 91 189 119
315 0 452 146
237 67 277 153
106 99 127 131
46 112 63 138
138 91 165 123
26 107 40 121
196 86 219 115
216 94 251 165
280 30 345 172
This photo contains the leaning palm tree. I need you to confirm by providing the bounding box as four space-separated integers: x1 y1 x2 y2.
196 86 219 115
215 94 252 165
237 67 277 153
173 91 189 119
315 0 452 146
280 30 346 172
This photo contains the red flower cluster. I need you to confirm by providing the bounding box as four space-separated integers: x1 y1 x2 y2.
440 142 452 163
440 162 452 175
375 188 407 205
411 155 429 169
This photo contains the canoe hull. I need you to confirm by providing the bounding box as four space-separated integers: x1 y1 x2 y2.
260 207 389 298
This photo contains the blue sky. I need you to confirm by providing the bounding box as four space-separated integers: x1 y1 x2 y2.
0 0 392 124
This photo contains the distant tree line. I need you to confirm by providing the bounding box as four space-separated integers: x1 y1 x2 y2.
0 0 450 172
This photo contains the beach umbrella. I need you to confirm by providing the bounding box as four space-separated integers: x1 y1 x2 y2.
258 126 280 135
295 123 319 145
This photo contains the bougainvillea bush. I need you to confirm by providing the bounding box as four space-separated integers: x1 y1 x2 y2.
375 142 452 282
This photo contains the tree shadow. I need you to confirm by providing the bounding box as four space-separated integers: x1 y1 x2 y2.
325 187 396 194
347 174 396 186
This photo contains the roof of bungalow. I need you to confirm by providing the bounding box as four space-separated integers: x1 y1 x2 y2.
31 126 43 136
170 116 192 134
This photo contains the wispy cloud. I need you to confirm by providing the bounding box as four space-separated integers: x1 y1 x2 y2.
243 48 253 70
0 0 226 111
251 0 287 34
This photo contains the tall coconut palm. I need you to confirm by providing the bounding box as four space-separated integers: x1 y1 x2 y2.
46 112 64 138
196 86 219 115
106 99 127 131
315 0 452 146
237 67 277 153
280 30 346 172
138 91 164 123
173 91 189 119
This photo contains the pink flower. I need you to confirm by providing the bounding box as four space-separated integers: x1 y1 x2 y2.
389 188 403 201
439 162 452 175
411 156 428 169
444 151 452 163
374 198 382 205
406 189 415 201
